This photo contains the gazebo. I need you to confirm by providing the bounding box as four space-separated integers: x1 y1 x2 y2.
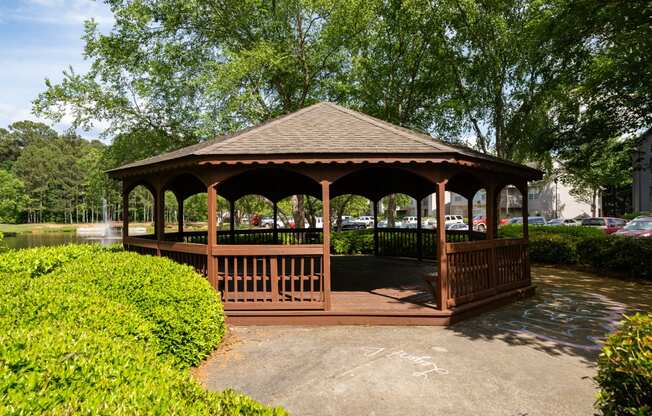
109 102 541 325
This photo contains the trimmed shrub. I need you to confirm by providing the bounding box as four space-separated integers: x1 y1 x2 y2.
0 243 120 277
0 245 286 415
331 229 374 254
50 251 226 367
499 224 604 239
595 313 652 416
528 234 578 264
577 236 652 279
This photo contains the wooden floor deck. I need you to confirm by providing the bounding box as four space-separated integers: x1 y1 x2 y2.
227 256 535 325
330 255 438 313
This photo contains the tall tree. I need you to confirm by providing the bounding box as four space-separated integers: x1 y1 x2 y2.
561 137 634 217
0 170 29 223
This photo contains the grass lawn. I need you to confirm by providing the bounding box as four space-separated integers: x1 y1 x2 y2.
0 223 80 234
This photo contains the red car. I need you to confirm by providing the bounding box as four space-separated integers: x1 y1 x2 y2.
613 217 652 238
472 215 508 231
581 217 627 234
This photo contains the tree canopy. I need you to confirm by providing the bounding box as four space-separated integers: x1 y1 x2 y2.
3 0 646 224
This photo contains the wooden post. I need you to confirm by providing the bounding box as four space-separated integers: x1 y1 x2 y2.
486 185 496 240
486 184 497 288
229 200 235 244
207 184 218 289
373 199 379 256
416 197 423 261
273 201 279 244
154 187 164 254
467 195 474 241
122 182 129 242
522 183 529 240
177 195 184 240
436 181 448 311
522 182 530 284
321 180 332 310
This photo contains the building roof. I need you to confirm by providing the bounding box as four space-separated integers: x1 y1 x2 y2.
109 102 541 178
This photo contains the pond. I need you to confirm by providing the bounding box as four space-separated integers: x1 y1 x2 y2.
2 232 122 250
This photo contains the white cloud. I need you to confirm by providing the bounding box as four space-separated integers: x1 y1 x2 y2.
0 0 113 139
2 0 114 27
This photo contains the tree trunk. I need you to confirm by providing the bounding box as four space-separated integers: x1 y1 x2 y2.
335 195 353 232
591 188 597 217
387 194 397 227
292 195 306 228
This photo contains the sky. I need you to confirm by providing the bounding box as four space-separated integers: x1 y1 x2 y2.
0 0 113 138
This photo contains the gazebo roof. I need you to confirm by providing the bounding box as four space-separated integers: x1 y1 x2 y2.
109 102 541 179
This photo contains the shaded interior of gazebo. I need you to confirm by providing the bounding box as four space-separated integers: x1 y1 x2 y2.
109 102 541 325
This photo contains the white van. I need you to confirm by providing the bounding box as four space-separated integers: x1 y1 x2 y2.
445 215 464 225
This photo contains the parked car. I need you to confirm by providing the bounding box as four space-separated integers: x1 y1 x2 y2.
473 215 487 231
260 217 275 228
528 216 547 225
546 218 580 226
446 222 469 231
445 215 464 225
403 216 418 225
613 217 652 238
340 219 366 230
474 215 513 230
355 216 374 227
377 219 402 228
581 217 627 234
506 217 522 225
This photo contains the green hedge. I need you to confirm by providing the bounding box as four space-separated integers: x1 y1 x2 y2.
331 229 374 254
0 245 286 415
595 313 652 415
498 224 605 239
576 236 652 279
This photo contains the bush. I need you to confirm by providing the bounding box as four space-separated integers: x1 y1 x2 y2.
595 313 652 416
50 251 226 367
528 234 578 264
499 224 604 239
622 212 652 221
331 229 374 254
0 243 120 277
577 236 652 279
0 245 285 415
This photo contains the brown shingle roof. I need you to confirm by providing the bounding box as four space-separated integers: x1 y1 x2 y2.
109 102 539 176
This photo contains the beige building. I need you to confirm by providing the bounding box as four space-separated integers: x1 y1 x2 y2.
633 129 652 213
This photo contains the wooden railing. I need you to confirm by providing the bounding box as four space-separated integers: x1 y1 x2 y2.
377 228 486 259
124 236 209 276
212 245 325 310
217 228 323 245
445 238 528 308
162 228 323 245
